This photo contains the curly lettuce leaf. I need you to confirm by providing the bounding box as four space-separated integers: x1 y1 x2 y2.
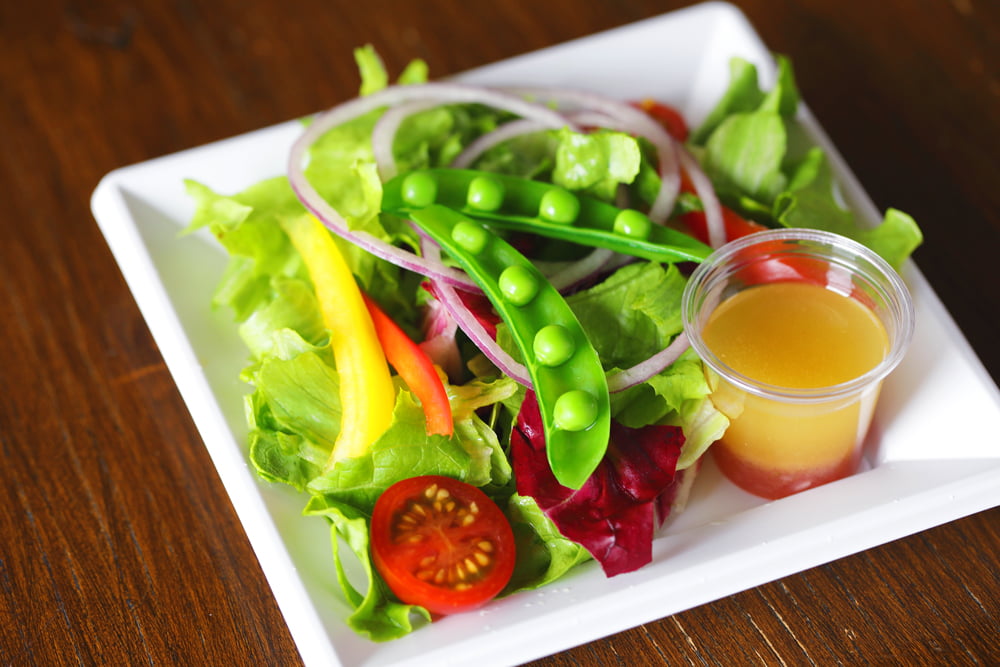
504 494 591 592
303 497 431 641
354 44 429 96
567 261 685 369
774 149 923 268
551 128 643 201
690 55 922 267
690 57 768 145
703 111 788 203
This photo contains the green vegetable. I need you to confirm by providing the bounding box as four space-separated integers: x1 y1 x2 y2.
533 324 575 367
381 168 713 264
691 54 922 268
406 204 611 490
467 174 505 211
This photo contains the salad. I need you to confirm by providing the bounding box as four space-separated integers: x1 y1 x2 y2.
183 46 922 641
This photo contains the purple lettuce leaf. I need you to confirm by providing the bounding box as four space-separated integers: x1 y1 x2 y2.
511 391 685 576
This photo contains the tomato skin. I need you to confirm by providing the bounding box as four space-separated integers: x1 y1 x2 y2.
632 99 689 141
370 475 516 615
732 239 832 287
680 204 769 246
678 202 847 293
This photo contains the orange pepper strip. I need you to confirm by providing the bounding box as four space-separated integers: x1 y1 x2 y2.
283 214 395 469
361 294 454 437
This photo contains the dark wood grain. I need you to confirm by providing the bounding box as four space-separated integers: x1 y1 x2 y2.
1 1 996 665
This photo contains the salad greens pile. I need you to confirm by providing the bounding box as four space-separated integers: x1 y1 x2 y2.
689 57 921 268
183 46 922 641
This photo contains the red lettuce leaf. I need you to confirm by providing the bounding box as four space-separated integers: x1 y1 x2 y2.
511 391 685 576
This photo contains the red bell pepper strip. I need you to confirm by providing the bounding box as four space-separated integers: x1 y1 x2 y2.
362 294 454 437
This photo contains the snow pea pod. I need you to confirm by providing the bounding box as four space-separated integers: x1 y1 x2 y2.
382 168 713 264
407 204 610 490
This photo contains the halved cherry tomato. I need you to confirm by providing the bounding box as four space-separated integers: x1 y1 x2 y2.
632 99 689 141
370 475 516 615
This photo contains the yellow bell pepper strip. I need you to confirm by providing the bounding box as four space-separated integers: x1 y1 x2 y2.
282 214 395 470
361 293 454 437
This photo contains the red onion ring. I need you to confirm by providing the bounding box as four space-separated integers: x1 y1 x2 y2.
419 236 532 385
450 118 553 169
372 99 442 180
288 82 576 291
501 86 682 223
546 247 615 292
677 145 726 249
605 332 691 392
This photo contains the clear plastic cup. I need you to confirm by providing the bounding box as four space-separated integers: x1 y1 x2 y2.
682 229 914 499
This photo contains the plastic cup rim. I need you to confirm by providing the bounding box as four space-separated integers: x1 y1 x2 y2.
681 229 915 403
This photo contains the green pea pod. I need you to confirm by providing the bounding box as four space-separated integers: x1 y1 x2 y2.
382 168 713 264
407 204 610 490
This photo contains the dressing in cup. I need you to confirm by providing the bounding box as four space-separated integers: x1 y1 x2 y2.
682 229 914 499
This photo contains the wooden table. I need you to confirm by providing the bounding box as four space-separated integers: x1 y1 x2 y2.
2 1 997 664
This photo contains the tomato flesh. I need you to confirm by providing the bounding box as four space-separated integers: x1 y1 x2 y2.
371 475 516 615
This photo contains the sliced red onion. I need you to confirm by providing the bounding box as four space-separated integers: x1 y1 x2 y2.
546 247 615 292
451 109 616 169
605 332 691 393
451 118 553 169
372 99 442 180
677 145 725 249
566 110 622 130
288 82 576 291
501 86 681 223
330 228 477 291
418 295 463 382
419 237 532 386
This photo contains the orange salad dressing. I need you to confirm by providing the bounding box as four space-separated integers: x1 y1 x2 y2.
702 281 889 498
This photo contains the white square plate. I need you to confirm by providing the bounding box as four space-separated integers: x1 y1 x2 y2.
91 3 1000 665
